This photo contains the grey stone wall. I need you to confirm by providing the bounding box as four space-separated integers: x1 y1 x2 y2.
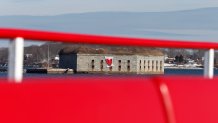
59 53 164 74
77 54 138 73
136 55 164 74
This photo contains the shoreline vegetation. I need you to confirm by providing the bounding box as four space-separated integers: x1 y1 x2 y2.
0 67 214 74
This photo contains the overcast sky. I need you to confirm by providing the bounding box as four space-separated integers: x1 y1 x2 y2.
1 0 218 15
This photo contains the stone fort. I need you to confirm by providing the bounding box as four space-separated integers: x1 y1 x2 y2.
59 46 164 74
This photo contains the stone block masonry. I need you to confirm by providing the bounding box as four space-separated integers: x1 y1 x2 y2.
59 53 164 74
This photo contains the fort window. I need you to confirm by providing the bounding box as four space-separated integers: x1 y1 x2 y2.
91 60 95 70
127 66 130 72
127 60 130 72
160 61 163 70
109 66 112 71
148 60 150 70
144 60 146 71
152 60 154 71
118 60 121 65
100 60 103 71
156 61 159 71
118 60 121 71
118 66 121 71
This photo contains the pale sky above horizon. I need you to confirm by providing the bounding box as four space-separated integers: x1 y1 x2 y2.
1 0 218 15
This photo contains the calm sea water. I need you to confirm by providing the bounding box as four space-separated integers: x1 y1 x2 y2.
1 69 218 78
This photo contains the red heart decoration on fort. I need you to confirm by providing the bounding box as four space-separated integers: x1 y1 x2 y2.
105 59 112 66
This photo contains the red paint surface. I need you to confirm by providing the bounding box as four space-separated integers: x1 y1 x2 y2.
0 76 218 123
0 77 165 123
0 28 218 49
162 77 218 123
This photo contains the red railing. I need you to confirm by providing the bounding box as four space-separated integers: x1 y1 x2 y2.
0 28 218 123
1 28 216 81
1 28 218 49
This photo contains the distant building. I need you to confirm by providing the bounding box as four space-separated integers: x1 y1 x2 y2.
51 55 60 68
59 47 164 74
165 57 175 64
54 55 59 61
24 54 33 60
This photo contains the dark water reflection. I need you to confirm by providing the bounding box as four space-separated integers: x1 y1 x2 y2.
1 69 218 78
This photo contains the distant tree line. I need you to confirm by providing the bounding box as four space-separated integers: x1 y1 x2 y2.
174 55 184 63
1 43 218 65
0 42 162 65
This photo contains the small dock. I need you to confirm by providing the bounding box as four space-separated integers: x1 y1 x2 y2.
26 68 74 74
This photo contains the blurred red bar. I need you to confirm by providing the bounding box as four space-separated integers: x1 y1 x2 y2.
0 77 218 123
0 28 218 49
